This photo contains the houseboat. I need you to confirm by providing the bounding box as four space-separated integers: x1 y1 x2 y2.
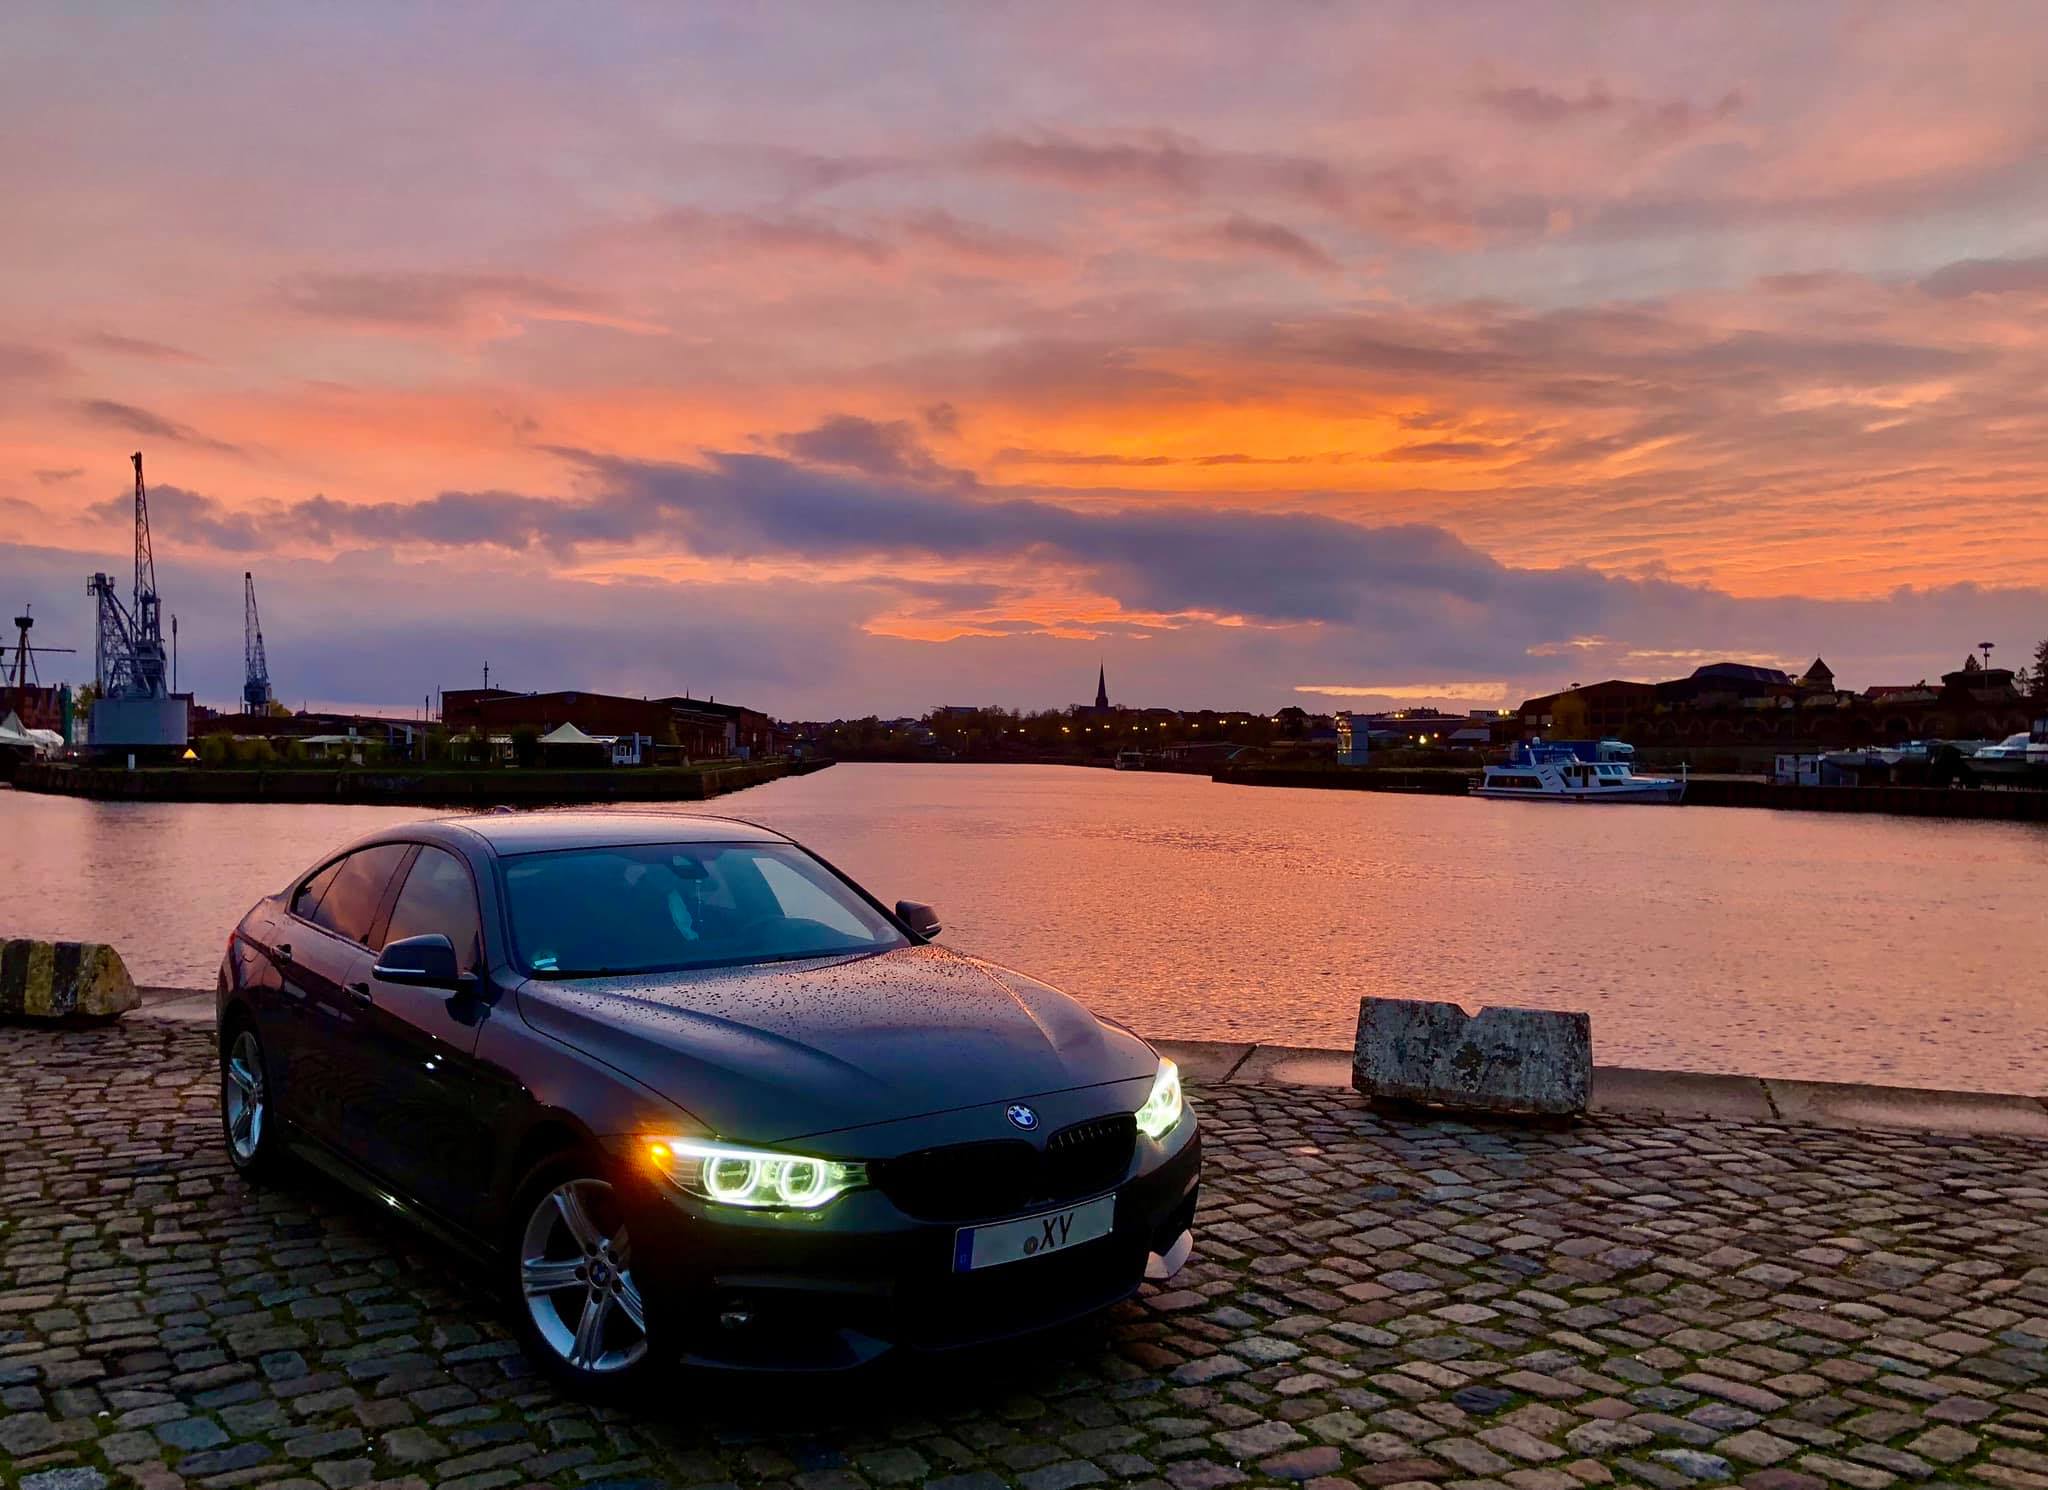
1478 740 1686 803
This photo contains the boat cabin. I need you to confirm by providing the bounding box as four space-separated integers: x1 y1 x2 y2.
1478 737 1685 803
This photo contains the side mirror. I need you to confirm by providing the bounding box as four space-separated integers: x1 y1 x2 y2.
896 900 942 940
374 932 472 991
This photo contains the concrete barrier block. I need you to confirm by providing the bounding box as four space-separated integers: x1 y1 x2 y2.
1353 997 1590 1115
0 938 141 1019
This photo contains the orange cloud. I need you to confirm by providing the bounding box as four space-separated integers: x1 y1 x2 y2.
7 4 2048 714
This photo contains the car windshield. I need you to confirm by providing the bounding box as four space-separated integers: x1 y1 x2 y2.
501 840 908 977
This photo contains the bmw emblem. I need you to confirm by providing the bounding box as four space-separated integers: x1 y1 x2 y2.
1006 1104 1039 1132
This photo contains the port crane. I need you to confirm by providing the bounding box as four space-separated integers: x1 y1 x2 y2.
242 571 272 713
8 604 76 692
85 451 186 748
6 597 75 728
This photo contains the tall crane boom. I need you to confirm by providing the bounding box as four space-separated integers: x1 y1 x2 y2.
97 451 168 698
133 452 159 660
85 448 185 750
242 571 272 714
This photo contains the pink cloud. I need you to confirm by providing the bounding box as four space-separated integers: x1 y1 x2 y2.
1193 214 1338 273
80 331 206 363
276 270 664 338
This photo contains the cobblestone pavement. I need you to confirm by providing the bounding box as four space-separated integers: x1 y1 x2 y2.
5 1022 2047 1490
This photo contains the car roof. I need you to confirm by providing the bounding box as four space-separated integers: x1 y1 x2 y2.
429 809 793 856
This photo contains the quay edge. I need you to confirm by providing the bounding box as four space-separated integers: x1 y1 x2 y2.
1211 760 2048 819
1153 1037 2048 1139
117 990 2048 1139
1211 763 1473 794
10 756 833 805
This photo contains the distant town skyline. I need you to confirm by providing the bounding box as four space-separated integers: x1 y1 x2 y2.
5 4 2048 719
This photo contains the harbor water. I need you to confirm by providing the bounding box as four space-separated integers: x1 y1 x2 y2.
2 763 2043 1092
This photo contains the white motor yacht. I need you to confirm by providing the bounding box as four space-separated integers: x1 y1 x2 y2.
1971 729 2048 781
1478 740 1686 803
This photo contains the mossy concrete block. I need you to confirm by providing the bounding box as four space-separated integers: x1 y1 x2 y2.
1353 997 1590 1115
0 938 140 1019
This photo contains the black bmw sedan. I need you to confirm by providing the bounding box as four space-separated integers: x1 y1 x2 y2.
216 810 1200 1389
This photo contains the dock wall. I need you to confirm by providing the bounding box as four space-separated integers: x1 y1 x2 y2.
118 987 2048 1138
1210 764 1473 794
1210 762 2048 820
1681 775 2048 819
13 756 832 805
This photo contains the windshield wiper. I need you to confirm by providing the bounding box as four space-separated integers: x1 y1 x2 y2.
528 946 885 979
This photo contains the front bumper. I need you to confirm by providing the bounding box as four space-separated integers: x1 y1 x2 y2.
619 1118 1201 1371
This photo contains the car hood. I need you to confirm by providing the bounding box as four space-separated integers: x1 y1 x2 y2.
513 944 1155 1143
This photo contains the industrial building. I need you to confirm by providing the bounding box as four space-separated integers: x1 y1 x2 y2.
440 687 788 761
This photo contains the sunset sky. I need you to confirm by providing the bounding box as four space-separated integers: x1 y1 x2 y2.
4 3 2047 718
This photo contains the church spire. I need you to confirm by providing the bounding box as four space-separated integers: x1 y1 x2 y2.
1095 661 1109 711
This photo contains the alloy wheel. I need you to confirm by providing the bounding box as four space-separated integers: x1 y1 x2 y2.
518 1178 647 1374
223 1030 266 1163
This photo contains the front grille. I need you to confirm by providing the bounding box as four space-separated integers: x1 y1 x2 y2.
1046 1113 1137 1199
874 1113 1138 1224
871 1140 1037 1225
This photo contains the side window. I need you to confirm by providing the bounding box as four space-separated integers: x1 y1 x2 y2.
290 859 345 921
309 845 411 946
382 847 484 971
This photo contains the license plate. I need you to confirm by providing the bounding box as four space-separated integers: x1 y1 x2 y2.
954 1193 1116 1272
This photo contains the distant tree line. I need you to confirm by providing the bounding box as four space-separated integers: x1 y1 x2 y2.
807 705 1288 761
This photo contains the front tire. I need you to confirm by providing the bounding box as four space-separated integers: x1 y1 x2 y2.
507 1157 656 1394
221 1024 285 1181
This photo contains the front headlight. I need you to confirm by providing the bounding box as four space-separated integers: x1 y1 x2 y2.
1134 1057 1184 1139
643 1137 866 1210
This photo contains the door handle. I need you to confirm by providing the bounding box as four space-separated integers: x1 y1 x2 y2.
276 943 293 964
347 981 372 1003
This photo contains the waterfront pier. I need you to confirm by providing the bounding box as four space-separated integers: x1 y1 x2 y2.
11 756 832 805
1209 763 2048 822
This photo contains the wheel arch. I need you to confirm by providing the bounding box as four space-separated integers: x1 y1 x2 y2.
217 995 259 1051
502 1110 610 1207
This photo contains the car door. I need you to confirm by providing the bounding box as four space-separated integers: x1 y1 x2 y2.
355 844 495 1229
293 844 413 1152
259 856 345 1117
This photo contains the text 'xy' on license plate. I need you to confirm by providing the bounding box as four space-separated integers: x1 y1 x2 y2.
954 1193 1116 1272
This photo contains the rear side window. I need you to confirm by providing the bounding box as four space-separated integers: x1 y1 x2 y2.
291 859 345 920
309 845 411 946
382 846 484 971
